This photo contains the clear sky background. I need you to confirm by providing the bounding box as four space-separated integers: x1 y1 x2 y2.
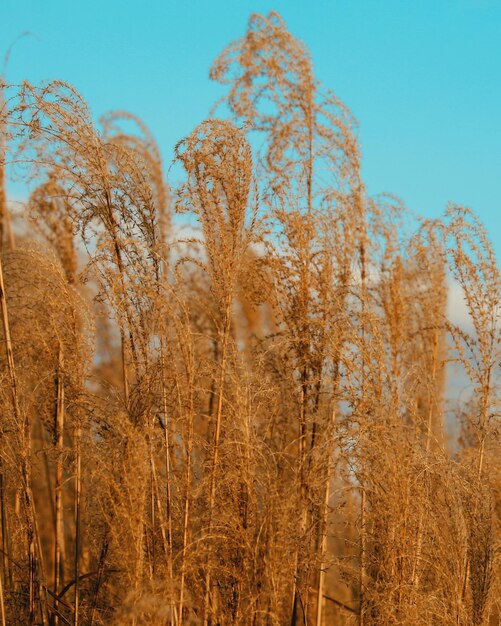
2 0 501 256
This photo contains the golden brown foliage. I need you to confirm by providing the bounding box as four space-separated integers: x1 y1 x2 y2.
0 12 498 626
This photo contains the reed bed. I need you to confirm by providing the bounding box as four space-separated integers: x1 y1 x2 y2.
0 11 499 626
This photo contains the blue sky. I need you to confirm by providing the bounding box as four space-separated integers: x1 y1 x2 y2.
2 0 501 256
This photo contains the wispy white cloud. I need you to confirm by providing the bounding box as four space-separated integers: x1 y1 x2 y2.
446 280 473 333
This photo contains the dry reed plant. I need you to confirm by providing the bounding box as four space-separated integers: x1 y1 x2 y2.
0 11 498 626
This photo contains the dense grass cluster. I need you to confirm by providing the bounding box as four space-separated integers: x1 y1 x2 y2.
0 11 499 626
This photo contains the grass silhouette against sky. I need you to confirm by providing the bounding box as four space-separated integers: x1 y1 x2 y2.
2 0 500 254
